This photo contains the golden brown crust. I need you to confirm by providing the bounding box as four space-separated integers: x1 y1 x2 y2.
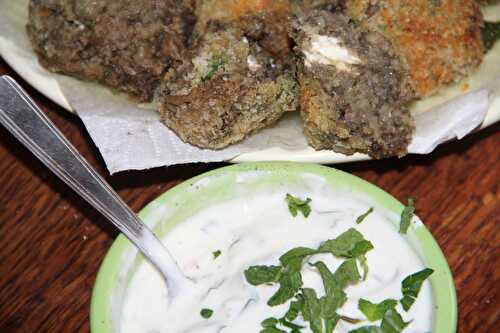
194 0 292 59
345 0 484 98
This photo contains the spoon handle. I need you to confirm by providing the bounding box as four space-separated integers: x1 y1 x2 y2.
0 76 186 294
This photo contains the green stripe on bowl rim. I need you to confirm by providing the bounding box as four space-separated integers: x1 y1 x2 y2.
90 162 457 333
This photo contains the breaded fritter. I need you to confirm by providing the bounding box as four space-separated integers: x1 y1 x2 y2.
27 0 195 102
344 0 484 98
292 10 415 158
157 21 298 149
194 0 292 60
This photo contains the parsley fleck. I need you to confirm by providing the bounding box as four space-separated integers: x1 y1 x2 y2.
200 308 213 319
212 250 221 259
286 194 312 218
356 207 374 224
399 197 415 235
400 268 434 311
201 56 227 82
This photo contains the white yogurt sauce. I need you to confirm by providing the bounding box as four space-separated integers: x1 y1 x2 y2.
304 35 361 71
120 187 433 333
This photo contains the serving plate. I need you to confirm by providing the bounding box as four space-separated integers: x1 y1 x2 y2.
90 162 457 333
1 2 499 165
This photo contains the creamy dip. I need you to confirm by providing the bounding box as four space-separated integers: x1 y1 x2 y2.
119 185 433 333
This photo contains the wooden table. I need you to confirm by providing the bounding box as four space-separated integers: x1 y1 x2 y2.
0 58 498 332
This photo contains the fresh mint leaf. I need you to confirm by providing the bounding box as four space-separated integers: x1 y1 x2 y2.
319 228 374 258
286 194 312 218
200 308 213 319
358 298 398 321
268 269 302 306
301 288 341 333
332 258 361 289
359 254 369 280
399 198 415 235
262 318 280 327
380 309 409 333
310 261 347 308
212 250 221 259
351 240 375 257
348 309 407 333
281 319 305 331
340 315 363 324
482 21 500 51
356 207 374 224
244 265 282 286
280 247 318 268
349 326 382 333
283 297 303 321
400 268 434 311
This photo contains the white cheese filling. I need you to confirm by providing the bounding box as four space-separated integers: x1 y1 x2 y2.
304 35 361 71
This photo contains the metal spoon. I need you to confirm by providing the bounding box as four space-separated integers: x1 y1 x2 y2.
0 76 190 299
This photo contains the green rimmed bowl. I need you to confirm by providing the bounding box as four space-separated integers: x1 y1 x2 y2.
90 162 457 333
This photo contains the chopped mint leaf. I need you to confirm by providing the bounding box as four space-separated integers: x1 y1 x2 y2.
201 56 227 82
212 250 221 259
283 297 303 321
286 194 312 218
262 318 280 327
319 228 374 258
356 207 374 224
310 261 347 308
340 315 363 324
280 247 318 268
380 308 409 333
349 326 382 333
358 298 398 321
244 265 282 286
332 258 361 289
200 308 213 319
482 21 500 51
359 254 369 280
268 270 302 306
400 268 434 311
281 319 305 330
301 288 341 333
399 198 415 234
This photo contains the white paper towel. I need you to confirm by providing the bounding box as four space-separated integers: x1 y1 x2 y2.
0 0 498 173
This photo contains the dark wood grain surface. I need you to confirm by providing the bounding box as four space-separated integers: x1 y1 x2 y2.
0 58 498 333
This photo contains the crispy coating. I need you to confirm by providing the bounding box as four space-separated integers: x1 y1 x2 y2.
291 0 340 11
157 23 298 149
194 0 293 60
344 0 484 98
27 0 195 102
293 10 415 158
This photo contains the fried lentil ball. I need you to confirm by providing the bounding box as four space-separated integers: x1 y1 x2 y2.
292 10 415 158
27 0 195 102
344 0 485 97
